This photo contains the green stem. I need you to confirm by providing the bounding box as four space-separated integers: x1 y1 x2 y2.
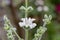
38 35 42 40
9 23 23 40
11 32 14 40
43 22 47 27
25 29 29 40
25 0 28 8
25 10 28 18
12 29 22 40
24 0 29 40
25 0 28 18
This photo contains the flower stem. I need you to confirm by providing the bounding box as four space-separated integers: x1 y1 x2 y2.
43 22 47 27
38 35 42 40
25 29 29 40
9 23 23 40
12 30 22 40
25 0 28 8
25 0 28 18
25 9 28 18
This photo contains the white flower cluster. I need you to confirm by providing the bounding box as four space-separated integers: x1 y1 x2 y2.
19 17 37 29
37 6 49 12
35 0 49 12
35 0 44 5
43 14 52 24
4 15 16 40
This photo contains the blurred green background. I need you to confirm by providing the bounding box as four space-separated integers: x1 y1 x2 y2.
0 0 60 40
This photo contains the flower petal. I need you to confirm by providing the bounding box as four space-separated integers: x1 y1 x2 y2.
19 17 37 29
43 6 49 11
29 23 37 29
29 18 36 22
37 6 43 12
21 18 25 21
19 22 25 27
31 18 36 21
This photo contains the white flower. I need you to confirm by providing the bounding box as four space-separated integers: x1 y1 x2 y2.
43 14 52 24
35 0 44 6
43 6 49 11
37 6 43 12
37 6 49 12
19 18 37 29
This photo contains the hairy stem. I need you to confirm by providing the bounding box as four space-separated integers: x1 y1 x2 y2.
25 0 28 18
9 23 23 40
25 29 29 40
25 0 28 8
43 22 47 27
12 29 22 40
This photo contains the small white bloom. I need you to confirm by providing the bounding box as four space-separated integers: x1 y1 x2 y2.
35 0 44 6
19 18 37 29
43 14 52 24
37 6 43 12
43 6 49 11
